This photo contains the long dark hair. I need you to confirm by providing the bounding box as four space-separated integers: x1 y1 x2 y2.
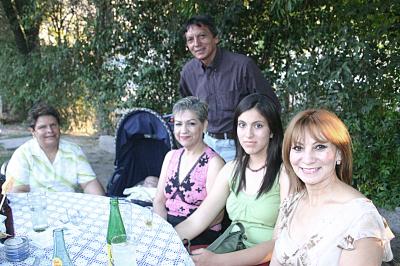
231 93 283 198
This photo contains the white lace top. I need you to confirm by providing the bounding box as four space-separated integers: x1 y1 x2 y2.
273 192 394 265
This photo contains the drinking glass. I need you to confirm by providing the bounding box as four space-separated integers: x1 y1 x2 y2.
118 199 133 236
67 209 82 226
4 236 29 262
27 191 48 232
144 206 153 228
111 234 137 266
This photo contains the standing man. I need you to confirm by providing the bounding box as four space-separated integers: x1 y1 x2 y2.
179 14 281 162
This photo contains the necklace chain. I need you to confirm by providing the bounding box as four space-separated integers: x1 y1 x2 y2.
247 164 267 172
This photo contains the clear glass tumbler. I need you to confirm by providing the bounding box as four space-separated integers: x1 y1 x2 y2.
27 191 48 232
111 234 137 266
4 236 29 262
118 199 133 236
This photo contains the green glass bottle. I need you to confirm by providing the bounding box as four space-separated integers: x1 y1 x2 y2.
52 228 73 266
106 198 126 266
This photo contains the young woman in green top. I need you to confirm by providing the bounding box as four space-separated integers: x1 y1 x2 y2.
175 93 289 265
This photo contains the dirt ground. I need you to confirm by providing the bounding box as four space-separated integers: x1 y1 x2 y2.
0 123 399 264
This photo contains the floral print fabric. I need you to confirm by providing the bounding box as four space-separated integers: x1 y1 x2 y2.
164 147 217 218
273 192 394 265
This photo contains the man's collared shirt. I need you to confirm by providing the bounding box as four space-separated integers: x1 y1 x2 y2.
179 47 281 134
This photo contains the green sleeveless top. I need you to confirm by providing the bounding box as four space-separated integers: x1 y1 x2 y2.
226 173 280 248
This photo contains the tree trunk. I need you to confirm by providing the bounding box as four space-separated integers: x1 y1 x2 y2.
0 0 29 54
0 0 40 54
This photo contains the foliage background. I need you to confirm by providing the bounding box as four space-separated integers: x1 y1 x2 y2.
0 0 399 208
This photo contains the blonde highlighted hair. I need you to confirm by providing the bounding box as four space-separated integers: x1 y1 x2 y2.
282 109 353 192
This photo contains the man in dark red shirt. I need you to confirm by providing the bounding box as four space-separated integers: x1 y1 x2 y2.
179 15 281 162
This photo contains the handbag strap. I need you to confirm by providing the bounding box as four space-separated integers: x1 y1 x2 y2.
232 222 245 234
182 238 192 254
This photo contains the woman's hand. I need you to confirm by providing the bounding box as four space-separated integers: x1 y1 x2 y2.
191 248 222 266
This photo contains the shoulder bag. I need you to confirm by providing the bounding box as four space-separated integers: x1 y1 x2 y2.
206 222 247 254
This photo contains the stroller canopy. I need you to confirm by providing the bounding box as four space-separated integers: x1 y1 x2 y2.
107 108 174 197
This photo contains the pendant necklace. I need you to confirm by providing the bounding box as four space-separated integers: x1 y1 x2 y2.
247 164 267 172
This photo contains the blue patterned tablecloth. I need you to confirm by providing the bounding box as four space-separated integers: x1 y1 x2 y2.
0 192 193 265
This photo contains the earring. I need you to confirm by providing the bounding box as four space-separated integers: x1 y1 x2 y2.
270 133 273 139
336 160 341 165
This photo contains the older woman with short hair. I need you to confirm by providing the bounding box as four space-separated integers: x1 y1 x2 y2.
6 102 104 195
154 96 225 245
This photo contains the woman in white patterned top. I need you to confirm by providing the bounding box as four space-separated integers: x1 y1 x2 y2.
270 109 394 266
6 102 104 195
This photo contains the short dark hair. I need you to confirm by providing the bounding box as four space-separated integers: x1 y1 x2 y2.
28 102 61 129
183 14 218 37
232 93 284 198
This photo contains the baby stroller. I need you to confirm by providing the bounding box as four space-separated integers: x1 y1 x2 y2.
106 108 175 199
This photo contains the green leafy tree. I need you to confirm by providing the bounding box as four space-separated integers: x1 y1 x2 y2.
0 0 41 54
0 0 398 207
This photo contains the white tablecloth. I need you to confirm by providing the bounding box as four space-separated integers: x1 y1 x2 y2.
0 192 193 265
